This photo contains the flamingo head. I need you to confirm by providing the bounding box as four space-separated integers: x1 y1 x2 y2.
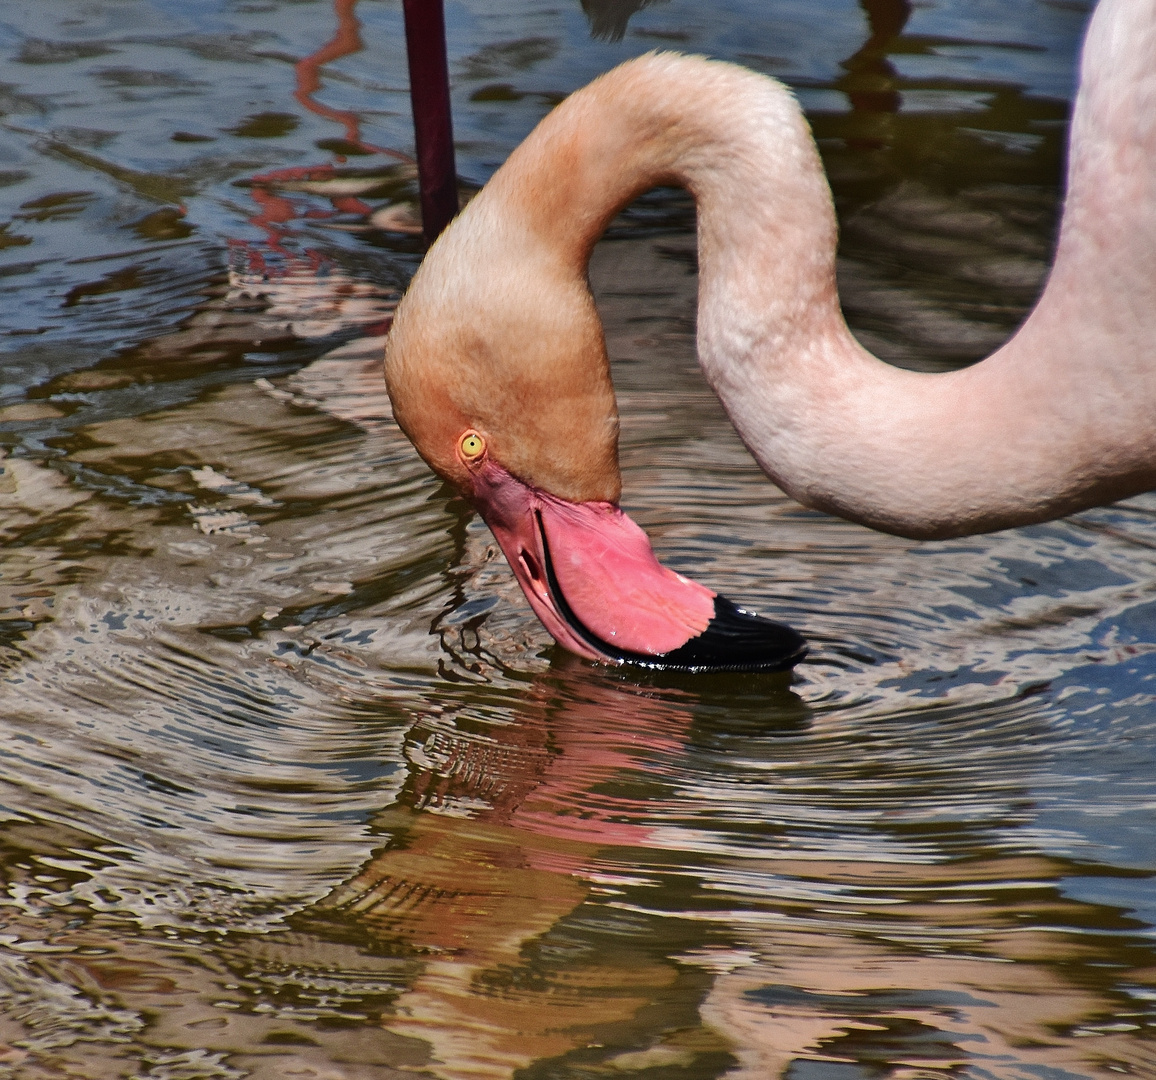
383 174 805 673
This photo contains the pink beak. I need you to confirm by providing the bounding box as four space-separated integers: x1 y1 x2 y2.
466 460 806 672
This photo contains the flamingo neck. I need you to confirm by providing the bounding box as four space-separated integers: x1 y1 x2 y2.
451 0 1156 537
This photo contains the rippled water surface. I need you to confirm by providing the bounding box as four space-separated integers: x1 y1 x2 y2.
1 0 1154 1076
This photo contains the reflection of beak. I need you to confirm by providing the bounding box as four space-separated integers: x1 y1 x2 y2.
467 460 807 672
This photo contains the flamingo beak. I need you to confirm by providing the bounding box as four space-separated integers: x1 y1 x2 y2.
466 459 806 673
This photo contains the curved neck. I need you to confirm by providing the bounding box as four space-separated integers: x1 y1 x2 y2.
487 53 845 346
423 2 1156 537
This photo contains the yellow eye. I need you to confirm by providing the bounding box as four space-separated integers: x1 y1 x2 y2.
459 430 486 460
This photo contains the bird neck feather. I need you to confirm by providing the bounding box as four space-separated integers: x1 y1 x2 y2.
393 14 1156 534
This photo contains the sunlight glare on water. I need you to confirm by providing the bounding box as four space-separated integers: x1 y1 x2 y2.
0 0 1154 1077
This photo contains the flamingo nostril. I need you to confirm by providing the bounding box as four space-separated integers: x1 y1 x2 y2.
519 549 542 582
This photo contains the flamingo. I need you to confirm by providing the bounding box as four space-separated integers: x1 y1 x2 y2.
384 0 1156 673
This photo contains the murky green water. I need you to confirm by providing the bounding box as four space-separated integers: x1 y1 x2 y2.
1 0 1154 1076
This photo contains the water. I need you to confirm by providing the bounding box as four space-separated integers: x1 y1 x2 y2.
1 0 1154 1076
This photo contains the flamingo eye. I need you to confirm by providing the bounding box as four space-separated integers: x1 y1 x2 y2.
459 430 486 461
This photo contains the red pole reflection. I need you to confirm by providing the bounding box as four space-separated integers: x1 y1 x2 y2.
294 0 411 161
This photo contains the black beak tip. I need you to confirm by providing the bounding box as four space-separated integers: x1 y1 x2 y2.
640 595 806 674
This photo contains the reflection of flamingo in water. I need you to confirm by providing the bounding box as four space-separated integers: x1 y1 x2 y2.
314 664 1155 1079
385 0 1156 672
294 0 408 161
239 0 420 273
221 0 416 350
322 672 690 1076
838 0 909 148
